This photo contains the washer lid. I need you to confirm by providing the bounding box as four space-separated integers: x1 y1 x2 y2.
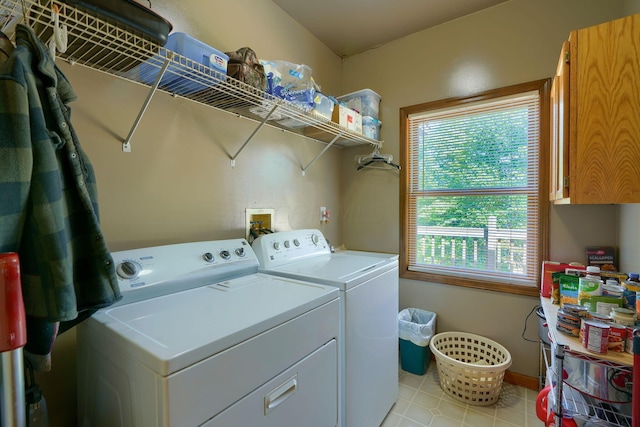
263 251 398 289
86 273 338 376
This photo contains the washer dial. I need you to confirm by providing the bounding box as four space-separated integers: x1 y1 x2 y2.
116 260 141 280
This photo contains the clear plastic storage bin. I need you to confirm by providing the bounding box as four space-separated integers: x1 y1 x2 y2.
362 116 381 140
337 89 381 119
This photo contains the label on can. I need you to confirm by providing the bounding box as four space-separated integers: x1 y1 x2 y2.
625 326 635 354
557 309 581 327
608 323 625 352
580 320 610 354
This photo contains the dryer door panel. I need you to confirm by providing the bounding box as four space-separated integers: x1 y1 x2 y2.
203 339 338 427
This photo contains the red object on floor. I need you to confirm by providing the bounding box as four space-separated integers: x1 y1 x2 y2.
546 412 578 427
0 252 26 352
536 385 552 421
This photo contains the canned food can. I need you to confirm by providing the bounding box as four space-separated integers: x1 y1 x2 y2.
557 309 581 327
625 326 635 354
588 312 611 323
580 320 610 354
611 307 636 326
556 320 580 337
607 323 625 352
562 304 588 317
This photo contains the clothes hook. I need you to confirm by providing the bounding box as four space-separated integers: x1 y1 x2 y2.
20 0 28 20
48 4 68 58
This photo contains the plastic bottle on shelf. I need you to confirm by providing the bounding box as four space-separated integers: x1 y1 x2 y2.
622 272 640 309
578 266 602 306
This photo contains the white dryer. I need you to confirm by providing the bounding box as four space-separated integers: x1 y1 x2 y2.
252 229 399 427
77 239 340 427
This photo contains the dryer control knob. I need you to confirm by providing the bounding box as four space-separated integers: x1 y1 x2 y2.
117 261 140 280
220 250 231 260
284 240 290 248
203 252 215 263
273 242 280 250
235 247 246 257
311 234 319 245
293 239 300 247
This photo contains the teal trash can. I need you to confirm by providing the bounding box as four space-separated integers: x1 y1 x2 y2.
398 308 436 375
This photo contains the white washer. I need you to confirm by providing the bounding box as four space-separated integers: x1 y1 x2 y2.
252 230 399 427
77 239 340 427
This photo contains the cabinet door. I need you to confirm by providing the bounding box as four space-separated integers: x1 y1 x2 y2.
550 41 570 202
571 14 640 203
550 74 558 201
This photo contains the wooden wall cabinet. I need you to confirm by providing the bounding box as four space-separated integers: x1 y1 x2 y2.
550 14 640 204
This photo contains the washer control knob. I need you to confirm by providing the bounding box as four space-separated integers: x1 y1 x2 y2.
293 239 300 247
235 247 246 257
220 250 231 260
311 234 320 245
202 252 215 263
273 242 280 250
284 240 290 248
116 261 140 280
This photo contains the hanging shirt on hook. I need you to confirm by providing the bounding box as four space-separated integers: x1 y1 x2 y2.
0 24 121 371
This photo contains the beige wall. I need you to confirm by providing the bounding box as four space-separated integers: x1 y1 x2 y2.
31 0 640 425
36 2 346 426
339 0 633 379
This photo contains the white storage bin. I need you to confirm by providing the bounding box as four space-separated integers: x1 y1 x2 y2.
337 89 381 119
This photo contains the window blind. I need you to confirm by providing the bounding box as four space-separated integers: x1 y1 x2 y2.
405 90 542 287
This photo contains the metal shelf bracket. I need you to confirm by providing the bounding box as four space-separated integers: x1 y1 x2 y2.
122 56 172 152
230 100 282 167
301 132 343 176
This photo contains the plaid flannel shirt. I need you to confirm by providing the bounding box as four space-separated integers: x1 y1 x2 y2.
0 24 120 327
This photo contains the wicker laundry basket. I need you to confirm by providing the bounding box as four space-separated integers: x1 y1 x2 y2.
429 332 512 406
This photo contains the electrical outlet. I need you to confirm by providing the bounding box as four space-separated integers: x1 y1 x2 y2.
245 208 275 241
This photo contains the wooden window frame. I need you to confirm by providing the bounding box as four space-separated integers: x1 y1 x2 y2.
399 79 551 296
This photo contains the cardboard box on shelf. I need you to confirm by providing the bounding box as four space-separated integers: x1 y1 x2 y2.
303 104 362 142
585 246 617 271
333 103 362 133
540 261 585 297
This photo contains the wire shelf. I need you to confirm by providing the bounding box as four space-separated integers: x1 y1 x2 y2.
540 298 635 427
0 0 380 156
545 360 633 426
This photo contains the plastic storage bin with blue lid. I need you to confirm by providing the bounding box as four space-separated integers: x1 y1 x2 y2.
132 32 228 95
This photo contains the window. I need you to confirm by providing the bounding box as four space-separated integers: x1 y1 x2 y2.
400 80 550 296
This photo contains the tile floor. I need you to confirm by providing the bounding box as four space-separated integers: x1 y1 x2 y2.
381 367 545 427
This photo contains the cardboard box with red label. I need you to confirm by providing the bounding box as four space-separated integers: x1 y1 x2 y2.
540 261 585 297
